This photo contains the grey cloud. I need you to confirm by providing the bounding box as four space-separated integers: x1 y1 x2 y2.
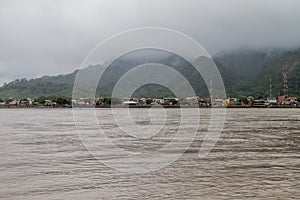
0 0 300 85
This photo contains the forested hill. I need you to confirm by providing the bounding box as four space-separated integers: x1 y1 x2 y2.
0 71 77 99
214 48 285 78
229 50 300 98
0 49 299 99
0 51 239 99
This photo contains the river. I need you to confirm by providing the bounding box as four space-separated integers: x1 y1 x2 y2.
0 108 299 199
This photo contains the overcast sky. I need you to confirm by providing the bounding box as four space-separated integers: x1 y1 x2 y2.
0 0 300 86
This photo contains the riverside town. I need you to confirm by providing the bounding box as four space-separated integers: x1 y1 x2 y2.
0 95 299 108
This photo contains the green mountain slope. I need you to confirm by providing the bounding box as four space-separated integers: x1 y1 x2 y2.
0 72 76 99
0 50 239 99
229 50 300 97
215 49 285 78
1 49 299 100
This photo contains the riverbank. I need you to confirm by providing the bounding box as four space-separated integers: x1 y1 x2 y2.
0 105 299 109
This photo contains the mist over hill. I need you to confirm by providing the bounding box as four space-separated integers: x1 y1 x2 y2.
229 50 300 98
214 48 287 78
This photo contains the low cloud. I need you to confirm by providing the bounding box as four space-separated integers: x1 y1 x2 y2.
0 0 300 85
